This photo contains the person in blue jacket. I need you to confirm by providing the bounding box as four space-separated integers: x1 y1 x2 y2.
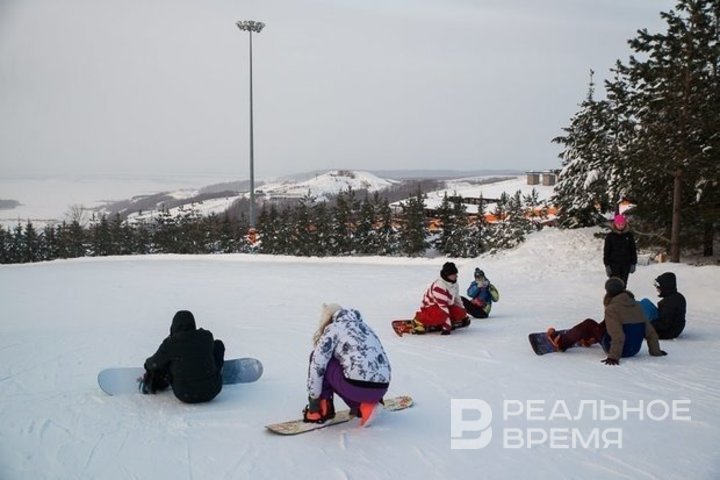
461 268 499 319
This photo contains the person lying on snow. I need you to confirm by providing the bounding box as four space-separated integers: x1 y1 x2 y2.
141 310 225 403
547 278 667 366
303 304 391 427
412 262 470 335
461 268 499 319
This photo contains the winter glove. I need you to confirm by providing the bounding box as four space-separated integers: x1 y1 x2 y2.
601 357 620 366
605 265 613 277
651 350 668 357
630 264 636 273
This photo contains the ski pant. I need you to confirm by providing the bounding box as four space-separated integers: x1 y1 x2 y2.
557 319 606 351
320 358 388 415
607 264 632 287
461 297 489 319
415 304 467 333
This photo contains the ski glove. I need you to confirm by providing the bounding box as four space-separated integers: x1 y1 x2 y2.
605 266 613 277
651 350 668 357
630 264 636 273
601 357 620 366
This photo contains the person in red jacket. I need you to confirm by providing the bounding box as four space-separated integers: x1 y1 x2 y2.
413 262 469 335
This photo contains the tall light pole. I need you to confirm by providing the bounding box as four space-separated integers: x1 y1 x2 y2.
236 20 265 228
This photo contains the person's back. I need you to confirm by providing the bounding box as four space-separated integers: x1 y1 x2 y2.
653 272 686 339
602 290 661 359
144 311 223 403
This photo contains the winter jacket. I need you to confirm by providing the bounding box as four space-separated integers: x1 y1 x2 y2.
601 291 663 360
145 311 222 403
654 272 686 339
420 277 463 318
307 308 391 399
603 225 638 268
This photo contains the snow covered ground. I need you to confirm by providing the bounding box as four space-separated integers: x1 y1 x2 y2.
421 175 556 214
1 228 718 480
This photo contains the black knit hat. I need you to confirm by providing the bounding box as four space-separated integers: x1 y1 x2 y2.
605 277 625 297
440 262 459 282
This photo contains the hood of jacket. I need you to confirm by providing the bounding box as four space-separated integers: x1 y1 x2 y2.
170 310 197 335
607 290 637 308
655 272 677 297
332 308 362 325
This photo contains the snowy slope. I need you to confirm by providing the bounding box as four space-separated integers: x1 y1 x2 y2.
1 228 718 480
256 169 398 201
410 175 555 214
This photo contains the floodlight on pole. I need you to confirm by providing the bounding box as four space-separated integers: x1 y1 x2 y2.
235 20 265 228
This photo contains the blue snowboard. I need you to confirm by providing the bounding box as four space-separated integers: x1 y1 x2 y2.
98 357 263 395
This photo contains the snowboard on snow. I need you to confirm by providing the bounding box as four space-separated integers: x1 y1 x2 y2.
265 395 413 435
391 318 471 337
528 329 593 356
528 330 567 355
97 357 263 395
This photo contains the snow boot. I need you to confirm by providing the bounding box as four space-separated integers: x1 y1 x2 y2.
359 402 382 427
546 328 562 352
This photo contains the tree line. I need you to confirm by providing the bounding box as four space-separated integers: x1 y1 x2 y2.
0 188 545 264
552 0 720 259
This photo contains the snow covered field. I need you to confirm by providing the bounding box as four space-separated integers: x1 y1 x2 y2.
1 228 718 480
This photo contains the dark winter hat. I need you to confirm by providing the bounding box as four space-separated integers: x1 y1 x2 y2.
605 277 625 297
474 268 485 278
654 272 677 297
171 310 197 335
440 262 459 282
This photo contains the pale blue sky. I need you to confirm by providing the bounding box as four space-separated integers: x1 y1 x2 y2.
0 0 676 179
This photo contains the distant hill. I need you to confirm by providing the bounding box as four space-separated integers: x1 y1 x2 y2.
369 169 523 180
0 199 21 210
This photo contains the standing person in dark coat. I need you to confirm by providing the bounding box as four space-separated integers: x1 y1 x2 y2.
142 310 225 404
651 272 687 339
603 214 637 286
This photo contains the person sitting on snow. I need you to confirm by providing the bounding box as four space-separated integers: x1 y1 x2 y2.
412 262 469 335
461 268 499 319
638 272 686 339
141 310 225 403
547 277 666 366
303 304 391 427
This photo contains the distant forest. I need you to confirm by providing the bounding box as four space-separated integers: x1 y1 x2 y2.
0 187 545 264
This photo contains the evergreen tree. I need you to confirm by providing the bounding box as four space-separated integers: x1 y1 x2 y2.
552 72 614 227
375 194 398 255
0 226 10 263
312 200 332 256
398 188 427 256
293 193 317 256
621 0 720 259
23 222 40 262
41 224 59 261
90 215 112 256
355 194 378 255
330 188 358 255
434 193 455 254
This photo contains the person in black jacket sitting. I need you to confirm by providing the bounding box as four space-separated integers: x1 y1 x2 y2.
142 310 225 403
651 272 687 339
